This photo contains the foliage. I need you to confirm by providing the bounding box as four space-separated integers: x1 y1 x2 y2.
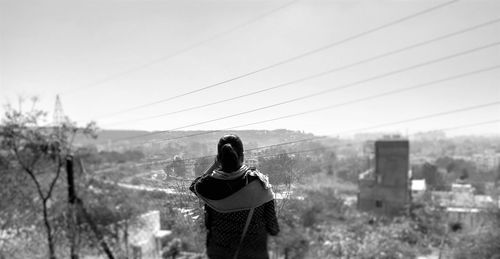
162 238 182 259
80 181 148 227
0 157 37 232
77 146 145 166
0 99 96 259
335 155 370 183
271 182 450 259
269 222 309 259
99 149 145 164
453 230 500 259
355 221 419 259
259 153 296 185
452 209 500 259
409 203 446 247
165 156 187 177
297 173 358 196
436 156 476 176
413 162 447 191
161 207 206 253
194 156 213 177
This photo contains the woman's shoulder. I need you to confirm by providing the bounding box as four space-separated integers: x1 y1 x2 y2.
246 167 272 190
193 173 251 200
192 175 226 199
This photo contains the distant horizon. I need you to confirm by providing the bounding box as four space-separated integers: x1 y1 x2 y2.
92 127 500 139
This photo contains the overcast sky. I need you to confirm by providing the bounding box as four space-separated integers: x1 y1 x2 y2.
1 0 499 137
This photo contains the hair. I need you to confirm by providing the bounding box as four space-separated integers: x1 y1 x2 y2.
217 134 244 172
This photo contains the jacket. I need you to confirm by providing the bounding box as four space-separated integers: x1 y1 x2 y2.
190 166 280 259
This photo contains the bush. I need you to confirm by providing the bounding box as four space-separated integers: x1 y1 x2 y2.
452 209 500 259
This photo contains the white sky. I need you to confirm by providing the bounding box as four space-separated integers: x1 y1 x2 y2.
1 0 499 137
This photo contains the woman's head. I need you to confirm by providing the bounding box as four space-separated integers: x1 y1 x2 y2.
217 134 244 172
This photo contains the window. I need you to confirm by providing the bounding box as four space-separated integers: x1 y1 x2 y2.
375 200 383 208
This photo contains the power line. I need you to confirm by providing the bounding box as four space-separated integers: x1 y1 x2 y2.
101 17 500 127
187 118 500 175
114 41 500 142
62 0 299 96
253 117 500 157
192 146 337 169
118 115 499 182
425 118 500 133
96 0 458 119
148 64 500 143
125 99 500 165
152 117 500 166
336 101 500 136
136 136 329 166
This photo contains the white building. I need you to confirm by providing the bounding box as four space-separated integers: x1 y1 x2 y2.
411 179 427 200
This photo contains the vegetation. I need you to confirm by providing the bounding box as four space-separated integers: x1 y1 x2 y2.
78 147 145 165
194 156 213 177
165 155 187 178
2 101 500 258
0 99 96 259
268 179 448 259
451 209 500 259
0 100 161 259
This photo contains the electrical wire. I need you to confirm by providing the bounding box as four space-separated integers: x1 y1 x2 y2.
149 117 500 167
101 17 500 127
419 119 500 134
335 101 500 136
144 64 500 143
134 101 500 165
134 136 329 166
62 0 299 96
113 41 500 142
95 0 459 119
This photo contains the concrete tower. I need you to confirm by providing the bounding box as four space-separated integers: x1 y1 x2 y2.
358 139 410 216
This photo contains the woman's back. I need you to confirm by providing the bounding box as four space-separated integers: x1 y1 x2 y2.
191 170 279 259
205 200 278 259
190 134 279 259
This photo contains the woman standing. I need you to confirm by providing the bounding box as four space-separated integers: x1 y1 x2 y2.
190 134 279 259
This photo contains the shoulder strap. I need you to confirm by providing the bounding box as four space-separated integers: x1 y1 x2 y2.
233 208 254 259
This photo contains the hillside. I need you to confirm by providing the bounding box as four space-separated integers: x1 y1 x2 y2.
75 129 317 150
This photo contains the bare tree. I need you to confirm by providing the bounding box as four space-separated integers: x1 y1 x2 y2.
0 98 96 259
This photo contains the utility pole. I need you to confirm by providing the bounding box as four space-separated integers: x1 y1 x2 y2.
66 155 79 259
67 155 115 259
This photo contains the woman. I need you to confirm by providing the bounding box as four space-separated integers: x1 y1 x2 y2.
190 134 279 259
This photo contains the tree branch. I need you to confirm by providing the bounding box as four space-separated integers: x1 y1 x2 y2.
45 155 62 201
12 143 45 200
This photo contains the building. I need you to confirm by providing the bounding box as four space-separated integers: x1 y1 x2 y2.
358 139 410 216
411 179 427 201
431 183 497 231
471 151 500 171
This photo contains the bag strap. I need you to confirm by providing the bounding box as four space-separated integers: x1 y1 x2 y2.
233 207 254 259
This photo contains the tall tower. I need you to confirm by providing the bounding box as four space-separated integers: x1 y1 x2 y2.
358 139 410 216
53 94 65 126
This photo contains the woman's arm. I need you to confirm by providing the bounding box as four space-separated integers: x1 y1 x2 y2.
264 200 280 236
189 158 220 193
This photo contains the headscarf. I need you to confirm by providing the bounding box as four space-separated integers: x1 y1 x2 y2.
211 165 272 189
